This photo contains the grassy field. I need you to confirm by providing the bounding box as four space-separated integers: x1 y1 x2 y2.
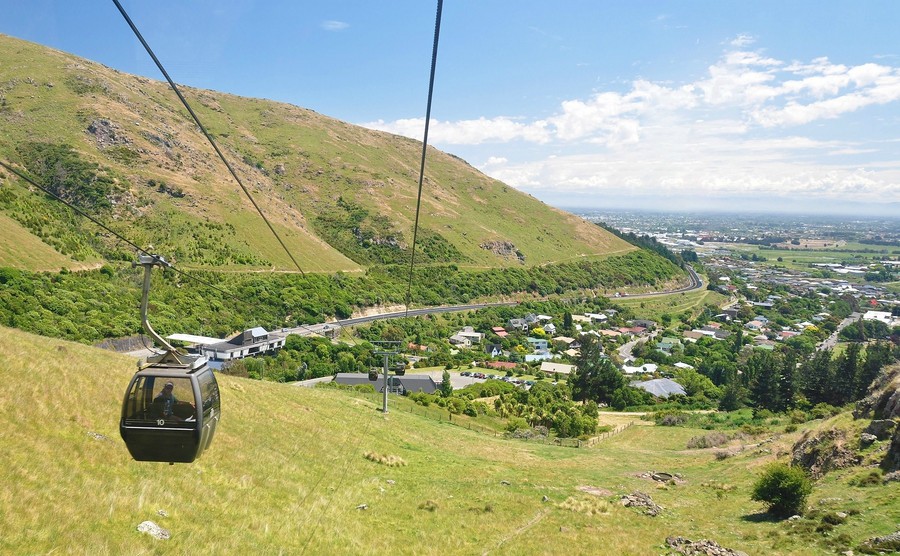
0 212 102 271
0 33 636 273
614 288 729 323
726 242 897 273
1 325 897 555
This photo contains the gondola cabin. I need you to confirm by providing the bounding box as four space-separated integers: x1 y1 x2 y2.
119 350 220 463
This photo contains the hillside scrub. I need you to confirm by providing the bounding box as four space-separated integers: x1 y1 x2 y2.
0 249 682 344
751 462 813 517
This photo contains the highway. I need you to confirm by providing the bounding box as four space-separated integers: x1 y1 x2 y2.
285 265 702 336
285 302 519 337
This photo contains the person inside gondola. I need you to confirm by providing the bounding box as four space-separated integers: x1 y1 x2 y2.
152 381 181 422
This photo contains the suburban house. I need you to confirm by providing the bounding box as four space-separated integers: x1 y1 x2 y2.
700 326 731 340
630 378 686 398
622 362 658 375
333 373 437 395
484 344 503 357
682 330 706 342
656 337 682 354
526 337 549 352
448 334 473 347
539 362 575 375
524 336 554 362
484 361 517 371
192 327 286 364
491 326 509 338
585 312 608 323
507 318 529 331
864 310 896 326
456 326 485 343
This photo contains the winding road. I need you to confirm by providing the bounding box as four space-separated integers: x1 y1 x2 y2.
286 265 703 336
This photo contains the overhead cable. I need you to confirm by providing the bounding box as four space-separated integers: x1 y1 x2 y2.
112 0 306 275
0 159 236 298
404 0 444 317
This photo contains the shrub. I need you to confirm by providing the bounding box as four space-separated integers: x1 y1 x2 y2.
788 410 808 424
651 410 688 426
506 417 529 432
687 432 730 449
751 462 813 517
810 403 839 420
849 469 882 487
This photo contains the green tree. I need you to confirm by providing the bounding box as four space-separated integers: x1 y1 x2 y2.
718 370 745 411
800 349 834 406
749 350 782 412
440 370 453 398
563 311 574 334
856 341 894 399
833 343 861 405
571 335 626 404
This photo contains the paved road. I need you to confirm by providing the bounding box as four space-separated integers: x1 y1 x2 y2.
285 266 702 337
618 264 703 299
284 302 518 337
818 312 861 350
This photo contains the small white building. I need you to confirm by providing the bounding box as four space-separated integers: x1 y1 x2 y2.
863 311 896 326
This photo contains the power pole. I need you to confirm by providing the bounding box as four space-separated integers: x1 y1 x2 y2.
373 341 400 414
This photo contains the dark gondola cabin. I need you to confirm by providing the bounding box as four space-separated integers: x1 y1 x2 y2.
120 350 220 463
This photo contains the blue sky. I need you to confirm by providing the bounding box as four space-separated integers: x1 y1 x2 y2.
2 1 899 216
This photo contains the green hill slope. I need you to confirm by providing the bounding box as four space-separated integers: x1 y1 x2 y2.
0 33 633 273
3 326 897 555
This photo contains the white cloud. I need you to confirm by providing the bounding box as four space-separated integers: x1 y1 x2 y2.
321 20 349 31
730 34 756 47
362 116 551 144
358 40 900 209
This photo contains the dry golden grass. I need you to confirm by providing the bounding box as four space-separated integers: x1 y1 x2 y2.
364 451 407 467
1 325 898 555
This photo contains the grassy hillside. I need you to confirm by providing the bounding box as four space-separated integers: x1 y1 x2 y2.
0 33 633 273
2 325 897 555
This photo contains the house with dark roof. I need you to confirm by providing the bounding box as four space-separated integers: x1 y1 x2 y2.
333 373 437 395
507 318 529 331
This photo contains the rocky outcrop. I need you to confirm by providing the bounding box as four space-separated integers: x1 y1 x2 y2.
886 427 900 472
854 364 900 472
665 536 748 556
137 520 169 540
620 491 662 516
854 364 900 420
480 240 525 263
864 419 897 440
791 428 861 479
87 118 129 147
858 530 900 553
